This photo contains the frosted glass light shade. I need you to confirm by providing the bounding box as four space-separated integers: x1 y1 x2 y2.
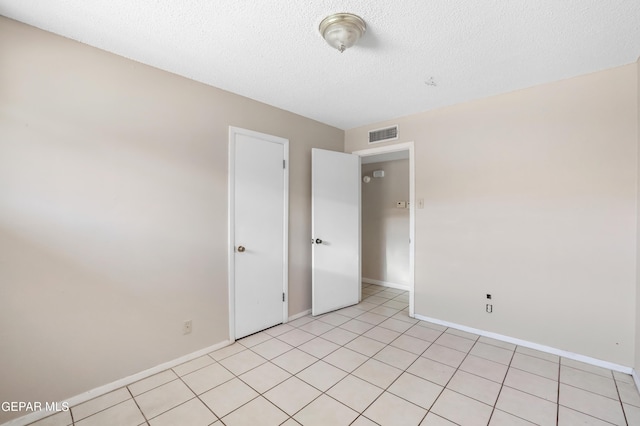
319 13 366 53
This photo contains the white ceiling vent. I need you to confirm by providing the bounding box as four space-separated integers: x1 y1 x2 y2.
368 125 398 144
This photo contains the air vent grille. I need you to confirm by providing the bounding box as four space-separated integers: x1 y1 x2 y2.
368 125 398 144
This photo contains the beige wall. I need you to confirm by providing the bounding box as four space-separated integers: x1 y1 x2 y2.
0 17 343 422
362 160 410 286
347 64 639 366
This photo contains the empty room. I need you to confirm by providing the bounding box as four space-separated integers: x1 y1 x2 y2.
1 1 640 425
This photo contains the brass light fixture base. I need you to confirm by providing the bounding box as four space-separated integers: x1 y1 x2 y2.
319 13 366 53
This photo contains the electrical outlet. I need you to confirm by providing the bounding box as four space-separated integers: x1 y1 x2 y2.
486 304 493 313
183 320 192 335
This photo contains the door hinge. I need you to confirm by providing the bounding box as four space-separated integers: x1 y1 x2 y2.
282 292 285 302
283 159 286 169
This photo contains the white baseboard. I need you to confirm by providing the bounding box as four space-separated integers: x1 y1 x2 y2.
632 369 640 393
414 313 633 374
2 340 231 426
362 277 409 291
288 309 311 322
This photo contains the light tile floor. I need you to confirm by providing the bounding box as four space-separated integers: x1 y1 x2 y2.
30 284 640 426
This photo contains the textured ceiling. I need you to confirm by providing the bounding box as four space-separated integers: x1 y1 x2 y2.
1 1 639 130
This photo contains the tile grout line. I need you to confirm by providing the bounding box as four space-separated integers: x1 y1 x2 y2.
66 394 133 425
185 354 248 424
133 378 206 424
189 351 284 425
507 352 567 383
395 328 448 425
427 330 485 420
556 355 561 426
126 386 149 425
555 380 633 425
174 372 223 425
486 343 539 426
612 376 630 426
560 380 631 402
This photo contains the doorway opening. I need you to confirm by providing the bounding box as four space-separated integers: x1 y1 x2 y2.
353 142 415 317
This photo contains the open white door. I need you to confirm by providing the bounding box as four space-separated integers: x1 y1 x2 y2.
312 148 360 316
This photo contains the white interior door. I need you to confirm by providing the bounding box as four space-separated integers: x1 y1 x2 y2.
230 127 288 339
312 148 360 316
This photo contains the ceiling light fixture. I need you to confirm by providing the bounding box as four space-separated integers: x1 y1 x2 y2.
319 13 366 53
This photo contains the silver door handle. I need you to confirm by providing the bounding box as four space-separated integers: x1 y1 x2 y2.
315 238 322 244
237 246 246 252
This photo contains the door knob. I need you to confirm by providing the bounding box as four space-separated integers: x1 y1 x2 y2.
315 238 323 244
237 246 246 252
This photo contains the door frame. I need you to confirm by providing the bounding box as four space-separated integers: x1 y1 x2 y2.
352 142 415 318
228 126 289 341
